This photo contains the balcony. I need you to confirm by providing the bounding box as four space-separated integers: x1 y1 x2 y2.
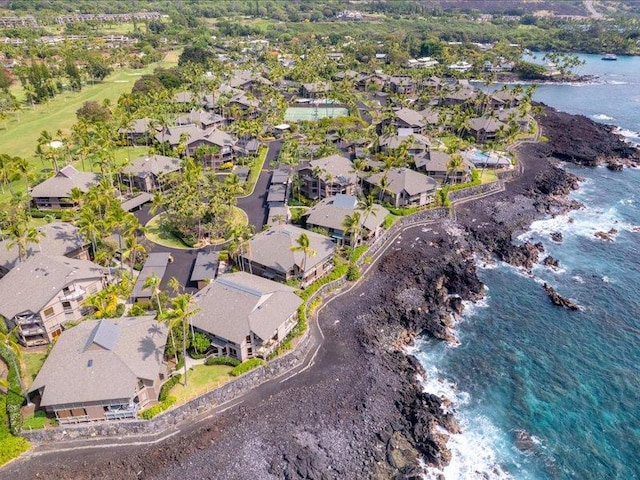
59 287 85 302
21 326 46 336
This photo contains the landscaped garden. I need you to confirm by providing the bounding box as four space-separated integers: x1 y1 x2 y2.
168 365 234 404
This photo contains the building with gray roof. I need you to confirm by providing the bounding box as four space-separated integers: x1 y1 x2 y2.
28 316 168 423
304 194 389 245
0 222 89 278
298 155 358 200
30 165 100 209
0 254 109 346
417 150 474 184
467 117 508 144
365 168 437 208
191 272 303 361
190 251 220 290
132 252 172 302
239 224 335 287
122 155 182 192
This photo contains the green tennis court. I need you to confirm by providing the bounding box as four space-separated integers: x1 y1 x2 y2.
284 106 350 122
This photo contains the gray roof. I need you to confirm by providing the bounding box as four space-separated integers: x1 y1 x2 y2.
132 253 171 299
267 184 287 203
190 251 220 283
305 194 389 233
394 108 425 128
379 133 430 150
308 155 357 185
191 272 303 344
158 125 236 149
468 117 507 133
366 168 437 196
420 150 474 173
118 118 150 135
29 316 168 407
122 155 181 177
271 167 290 185
176 110 224 127
0 222 86 273
30 165 100 198
242 224 335 276
121 192 152 211
0 255 106 319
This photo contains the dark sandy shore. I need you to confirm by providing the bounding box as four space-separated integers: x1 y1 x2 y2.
2 107 637 480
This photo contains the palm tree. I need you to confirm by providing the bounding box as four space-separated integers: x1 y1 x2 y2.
290 233 317 281
5 217 43 262
445 153 464 185
143 273 164 316
166 293 199 387
342 212 362 248
0 153 16 194
357 194 377 233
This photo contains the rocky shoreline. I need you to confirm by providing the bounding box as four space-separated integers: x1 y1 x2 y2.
2 107 638 480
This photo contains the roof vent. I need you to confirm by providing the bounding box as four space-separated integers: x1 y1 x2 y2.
87 359 93 367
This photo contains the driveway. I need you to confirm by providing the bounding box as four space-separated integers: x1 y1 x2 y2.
237 139 284 231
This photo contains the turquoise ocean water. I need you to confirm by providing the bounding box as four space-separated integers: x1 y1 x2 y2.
420 54 640 479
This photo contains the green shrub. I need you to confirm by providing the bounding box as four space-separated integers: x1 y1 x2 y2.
175 356 185 371
387 206 420 216
347 264 361 281
230 358 264 377
0 344 24 435
219 161 234 170
349 245 368 263
127 303 148 316
205 356 241 367
159 374 182 402
191 332 210 356
0 396 30 467
139 396 176 419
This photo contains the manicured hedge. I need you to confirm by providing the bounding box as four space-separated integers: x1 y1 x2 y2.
230 358 264 377
205 356 241 367
158 374 182 402
0 345 23 435
139 396 176 419
0 396 29 467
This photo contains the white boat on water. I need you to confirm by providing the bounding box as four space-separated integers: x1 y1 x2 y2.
602 53 618 61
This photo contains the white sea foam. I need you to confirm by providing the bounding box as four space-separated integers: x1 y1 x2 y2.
592 113 615 121
605 80 628 85
415 347 514 480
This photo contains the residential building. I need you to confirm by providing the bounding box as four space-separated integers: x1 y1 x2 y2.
30 165 100 209
298 155 358 200
300 81 332 99
122 155 182 192
0 222 89 278
28 316 168 423
365 168 437 208
417 150 474 184
190 251 220 290
388 76 416 95
118 118 151 145
378 130 431 157
132 253 171 303
304 194 389 244
239 224 335 286
467 117 508 144
156 125 237 167
191 272 303 361
0 255 109 346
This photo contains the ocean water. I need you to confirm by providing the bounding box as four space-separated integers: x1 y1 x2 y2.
419 54 640 479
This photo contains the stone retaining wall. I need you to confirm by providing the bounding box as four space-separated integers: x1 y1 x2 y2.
448 181 503 202
22 333 313 444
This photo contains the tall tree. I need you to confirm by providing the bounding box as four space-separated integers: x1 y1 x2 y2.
290 233 317 280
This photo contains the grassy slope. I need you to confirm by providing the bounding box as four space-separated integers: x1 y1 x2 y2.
169 365 232 404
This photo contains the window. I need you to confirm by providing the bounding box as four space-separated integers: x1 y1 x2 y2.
245 335 252 344
247 347 253 356
62 301 72 312
43 307 55 318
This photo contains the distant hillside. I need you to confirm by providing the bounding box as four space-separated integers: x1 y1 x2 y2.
419 0 589 16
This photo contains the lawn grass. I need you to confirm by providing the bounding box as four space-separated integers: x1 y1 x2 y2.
479 169 499 184
145 214 195 250
0 49 180 198
146 207 247 249
240 146 268 196
21 351 48 385
22 411 55 430
169 364 233 404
